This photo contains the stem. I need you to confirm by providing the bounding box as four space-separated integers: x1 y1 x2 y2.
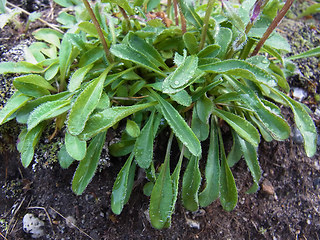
167 0 172 19
119 6 131 32
173 0 179 26
6 1 64 33
82 0 113 63
199 0 215 50
251 0 294 56
179 7 186 33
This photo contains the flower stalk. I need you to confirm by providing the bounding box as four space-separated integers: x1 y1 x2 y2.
82 0 113 63
251 0 294 56
199 0 215 50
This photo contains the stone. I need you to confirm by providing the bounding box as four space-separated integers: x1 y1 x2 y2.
22 213 45 238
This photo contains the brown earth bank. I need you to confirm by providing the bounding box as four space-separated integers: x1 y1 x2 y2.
0 1 319 239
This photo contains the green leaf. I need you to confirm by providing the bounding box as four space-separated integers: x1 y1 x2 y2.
109 139 135 157
212 107 260 147
162 53 199 93
237 135 261 193
179 0 203 28
79 102 157 140
96 92 110 110
146 0 161 11
17 128 27 153
111 153 135 215
166 146 184 227
68 64 94 92
78 47 105 67
196 95 213 123
222 0 245 33
149 134 173 229
123 161 136 205
286 46 320 61
44 62 59 80
199 119 220 207
143 182 154 197
28 11 42 22
182 156 201 211
56 11 76 27
150 91 201 157
218 128 238 211
200 60 277 87
0 62 44 74
102 0 135 15
65 131 87 161
191 107 209 141
53 0 76 7
27 100 71 131
72 132 106 195
197 44 221 59
16 92 71 124
297 3 320 18
227 130 243 167
33 28 63 48
170 90 192 107
216 27 232 59
58 144 75 169
274 89 317 157
20 122 46 168
59 33 73 83
111 44 165 77
127 33 168 70
232 80 290 141
0 0 6 14
13 74 56 98
68 67 112 135
183 32 199 55
0 92 32 124
134 111 155 169
126 119 140 138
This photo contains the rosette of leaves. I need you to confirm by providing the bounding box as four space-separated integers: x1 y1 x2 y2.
0 0 319 229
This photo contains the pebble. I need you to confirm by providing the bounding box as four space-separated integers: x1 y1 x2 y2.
185 217 200 229
291 126 304 144
261 179 275 195
292 88 308 102
22 213 45 239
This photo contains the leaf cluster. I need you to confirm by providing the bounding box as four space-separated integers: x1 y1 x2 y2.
0 0 319 229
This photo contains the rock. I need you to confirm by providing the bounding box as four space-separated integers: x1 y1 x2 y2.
292 88 308 102
291 126 304 144
22 213 45 239
185 217 200 229
261 179 275 195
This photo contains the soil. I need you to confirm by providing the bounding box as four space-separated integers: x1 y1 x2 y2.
0 1 319 240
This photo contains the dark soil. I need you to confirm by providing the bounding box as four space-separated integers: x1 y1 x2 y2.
0 1 319 240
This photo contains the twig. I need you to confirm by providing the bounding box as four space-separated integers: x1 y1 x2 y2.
6 1 64 33
49 207 95 240
82 0 114 63
173 0 179 26
0 232 8 240
6 196 26 237
179 6 186 33
118 6 131 31
251 0 295 56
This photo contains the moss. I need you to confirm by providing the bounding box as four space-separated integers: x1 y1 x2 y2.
4 179 22 199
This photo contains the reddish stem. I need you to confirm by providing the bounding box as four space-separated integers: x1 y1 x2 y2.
173 0 179 26
251 0 294 56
